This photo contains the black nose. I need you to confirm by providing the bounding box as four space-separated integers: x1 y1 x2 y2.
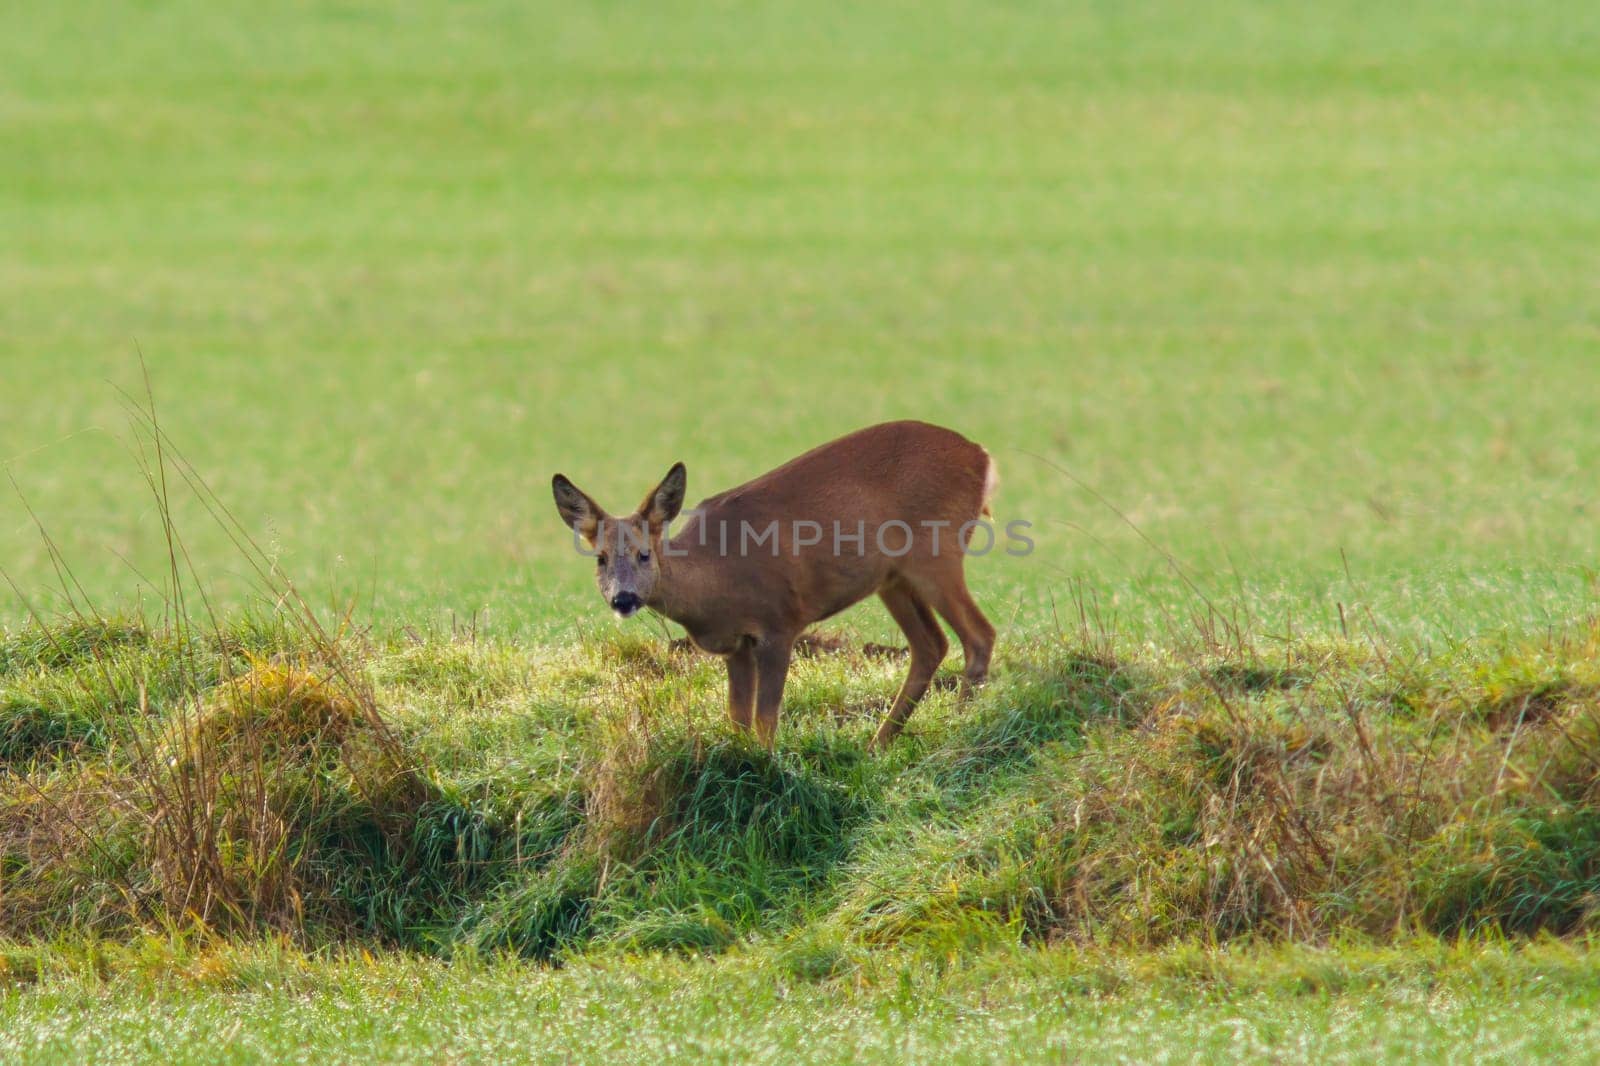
611 592 642 614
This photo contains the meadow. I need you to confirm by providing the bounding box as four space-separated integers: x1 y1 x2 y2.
6 0 1599 643
3 0 1600 1060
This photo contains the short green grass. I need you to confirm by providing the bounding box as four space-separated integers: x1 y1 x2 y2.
6 939 1600 1065
4 0 1598 643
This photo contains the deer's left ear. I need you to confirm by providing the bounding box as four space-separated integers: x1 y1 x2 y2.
640 462 686 530
553 474 606 543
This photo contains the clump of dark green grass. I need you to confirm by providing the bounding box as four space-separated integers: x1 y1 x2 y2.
0 617 149 675
0 694 107 763
589 730 862 953
920 647 1140 789
0 617 225 765
462 699 863 958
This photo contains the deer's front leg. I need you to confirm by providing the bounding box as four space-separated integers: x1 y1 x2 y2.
752 637 794 750
726 642 756 730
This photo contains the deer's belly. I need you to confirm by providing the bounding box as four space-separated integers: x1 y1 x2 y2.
686 629 745 656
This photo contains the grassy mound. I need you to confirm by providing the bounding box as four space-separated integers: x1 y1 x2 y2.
4 616 1600 962
822 632 1600 952
145 662 424 934
0 655 502 945
591 730 861 952
466 722 860 957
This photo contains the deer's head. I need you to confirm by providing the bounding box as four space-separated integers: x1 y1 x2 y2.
551 463 686 618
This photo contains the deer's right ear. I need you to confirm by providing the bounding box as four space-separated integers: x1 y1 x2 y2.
641 462 687 531
552 474 604 542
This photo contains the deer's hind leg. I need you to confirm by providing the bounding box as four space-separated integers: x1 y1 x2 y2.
904 559 995 696
870 580 948 750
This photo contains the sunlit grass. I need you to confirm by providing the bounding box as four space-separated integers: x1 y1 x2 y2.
5 937 1600 1064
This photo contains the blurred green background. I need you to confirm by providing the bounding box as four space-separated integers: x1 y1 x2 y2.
3 1 1597 643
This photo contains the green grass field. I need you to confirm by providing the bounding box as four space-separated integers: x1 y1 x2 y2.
5 0 1598 642
4 1 1600 1061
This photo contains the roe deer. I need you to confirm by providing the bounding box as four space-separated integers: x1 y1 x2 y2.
551 420 998 749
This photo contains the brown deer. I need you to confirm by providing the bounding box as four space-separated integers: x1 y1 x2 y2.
551 420 998 749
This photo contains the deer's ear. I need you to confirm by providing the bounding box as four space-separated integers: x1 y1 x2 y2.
640 462 686 530
552 474 606 542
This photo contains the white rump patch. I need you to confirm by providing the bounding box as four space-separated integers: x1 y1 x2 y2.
980 451 999 516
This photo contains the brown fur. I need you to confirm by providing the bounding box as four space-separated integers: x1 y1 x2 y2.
552 420 997 749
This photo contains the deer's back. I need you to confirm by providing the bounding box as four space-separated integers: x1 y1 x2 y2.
695 421 990 527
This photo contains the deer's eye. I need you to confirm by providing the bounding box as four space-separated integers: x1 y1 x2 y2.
596 553 608 567
638 550 651 564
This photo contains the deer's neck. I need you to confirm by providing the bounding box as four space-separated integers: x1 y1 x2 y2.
647 520 718 631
